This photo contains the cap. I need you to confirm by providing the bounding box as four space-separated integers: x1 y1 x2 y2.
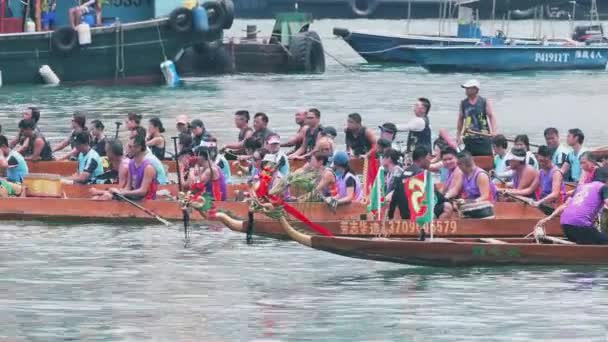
191 119 204 128
176 115 189 125
333 151 350 167
321 126 338 137
379 122 397 134
593 166 608 183
267 134 281 144
461 79 481 89
506 148 526 162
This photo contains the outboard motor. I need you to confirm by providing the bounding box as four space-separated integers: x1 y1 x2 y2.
572 25 605 43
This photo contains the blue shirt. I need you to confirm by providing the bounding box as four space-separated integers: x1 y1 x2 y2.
78 148 103 184
567 147 588 182
6 151 28 183
145 150 168 185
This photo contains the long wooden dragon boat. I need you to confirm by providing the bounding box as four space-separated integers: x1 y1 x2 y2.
277 216 608 267
24 155 496 177
213 201 561 239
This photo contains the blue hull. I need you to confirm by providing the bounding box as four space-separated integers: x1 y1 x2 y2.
334 28 479 63
404 46 608 72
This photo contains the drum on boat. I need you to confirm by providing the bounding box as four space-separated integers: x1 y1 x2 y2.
458 201 495 219
23 173 63 198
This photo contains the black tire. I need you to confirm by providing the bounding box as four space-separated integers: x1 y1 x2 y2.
222 0 234 30
203 1 227 33
52 27 78 55
350 0 378 17
192 41 234 74
169 7 193 33
289 31 326 74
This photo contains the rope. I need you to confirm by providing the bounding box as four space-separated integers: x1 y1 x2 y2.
114 20 125 79
156 22 168 61
524 224 547 244
305 34 355 72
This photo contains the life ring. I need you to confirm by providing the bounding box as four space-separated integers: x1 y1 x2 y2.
52 27 78 55
169 7 193 33
222 0 235 30
288 31 326 73
350 0 378 17
203 0 227 33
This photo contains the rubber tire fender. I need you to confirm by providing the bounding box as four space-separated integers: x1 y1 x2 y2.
222 0 235 30
288 31 326 73
350 0 378 17
169 7 194 33
52 26 78 55
203 0 227 33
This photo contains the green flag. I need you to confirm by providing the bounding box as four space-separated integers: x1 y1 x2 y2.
367 166 386 219
415 170 435 226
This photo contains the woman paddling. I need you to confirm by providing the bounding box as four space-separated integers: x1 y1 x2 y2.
146 117 166 161
186 146 227 201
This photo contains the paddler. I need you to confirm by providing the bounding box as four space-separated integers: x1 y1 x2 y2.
401 97 432 153
282 111 308 154
191 119 213 147
310 152 336 199
322 151 362 208
90 139 128 199
146 117 166 160
289 109 323 160
17 119 53 161
513 134 538 169
500 148 539 199
186 145 227 201
251 112 274 147
537 167 608 245
491 134 512 183
176 115 190 135
54 112 87 160
221 110 253 154
126 112 143 138
133 127 168 185
344 113 375 157
455 151 497 203
316 127 337 156
564 128 587 182
10 107 40 149
456 79 497 156
204 139 231 184
90 120 107 157
543 127 570 170
388 146 452 220
67 131 104 184
108 133 158 201
533 145 566 207
0 135 28 183
440 147 464 200
381 148 404 203
265 134 290 177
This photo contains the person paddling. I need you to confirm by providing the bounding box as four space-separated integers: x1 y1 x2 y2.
456 151 497 203
67 131 104 184
513 134 538 169
90 139 129 200
440 147 464 200
543 127 570 170
533 145 566 207
564 128 587 182
191 119 213 147
492 134 512 183
290 109 323 160
265 134 290 177
0 135 28 184
323 151 362 208
17 119 53 161
221 110 253 154
537 167 608 245
282 110 308 154
344 113 375 157
90 120 107 157
186 145 227 201
126 112 142 138
55 112 87 160
457 79 497 156
146 117 166 160
501 148 539 199
401 97 432 153
108 133 158 201
10 106 40 149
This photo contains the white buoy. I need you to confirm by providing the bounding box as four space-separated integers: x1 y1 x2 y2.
0 70 3 88
39 65 60 85
160 60 181 87
77 23 92 45
25 18 36 32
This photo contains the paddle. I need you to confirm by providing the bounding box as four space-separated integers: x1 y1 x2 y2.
113 192 171 226
466 129 541 148
114 121 122 140
172 136 190 242
492 175 555 215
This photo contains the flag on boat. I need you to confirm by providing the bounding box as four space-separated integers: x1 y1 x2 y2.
364 146 380 196
366 166 385 218
404 170 435 226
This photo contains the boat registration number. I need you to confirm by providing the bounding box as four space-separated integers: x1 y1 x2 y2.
338 220 457 235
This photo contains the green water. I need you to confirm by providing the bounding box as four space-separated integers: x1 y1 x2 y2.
1 19 608 341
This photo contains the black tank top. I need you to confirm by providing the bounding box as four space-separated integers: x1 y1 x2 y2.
345 127 372 156
25 133 54 161
147 137 165 160
305 125 322 153
406 117 432 152
461 96 490 134
238 127 253 142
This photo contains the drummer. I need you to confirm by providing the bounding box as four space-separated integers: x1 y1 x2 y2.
537 167 608 245
533 145 566 207
67 131 104 184
0 135 28 183
501 148 539 199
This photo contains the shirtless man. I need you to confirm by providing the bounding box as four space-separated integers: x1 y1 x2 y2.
500 148 539 199
282 110 309 154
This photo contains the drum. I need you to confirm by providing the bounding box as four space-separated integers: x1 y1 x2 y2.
23 173 63 198
459 201 495 219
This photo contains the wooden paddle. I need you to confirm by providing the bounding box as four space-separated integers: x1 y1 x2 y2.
492 175 555 215
172 136 190 242
114 192 171 226
114 121 122 140
466 129 541 148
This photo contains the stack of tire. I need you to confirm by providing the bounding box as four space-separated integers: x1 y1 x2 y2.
169 0 234 37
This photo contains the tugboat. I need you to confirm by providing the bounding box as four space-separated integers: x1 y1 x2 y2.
0 0 235 86
179 11 325 74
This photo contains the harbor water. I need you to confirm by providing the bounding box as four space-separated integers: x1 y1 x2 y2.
1 19 608 341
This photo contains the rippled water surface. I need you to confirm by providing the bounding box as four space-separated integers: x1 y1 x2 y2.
1 18 608 341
